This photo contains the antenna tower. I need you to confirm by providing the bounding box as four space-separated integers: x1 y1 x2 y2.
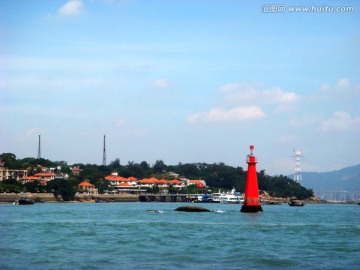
293 149 303 184
37 135 41 159
102 135 106 166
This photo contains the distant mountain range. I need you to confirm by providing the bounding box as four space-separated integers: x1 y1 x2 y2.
289 164 360 201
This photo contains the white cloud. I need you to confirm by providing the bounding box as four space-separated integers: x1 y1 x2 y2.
152 79 170 89
59 0 84 16
116 119 127 128
187 106 266 123
219 83 300 106
336 78 350 91
289 114 322 128
320 111 360 132
218 82 263 94
275 104 297 113
315 78 360 99
218 83 240 93
188 82 299 124
277 134 298 143
263 87 299 103
320 83 330 93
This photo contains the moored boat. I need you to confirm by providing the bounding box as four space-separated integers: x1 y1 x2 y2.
18 198 35 205
209 193 222 203
193 194 211 203
219 188 244 204
288 199 304 207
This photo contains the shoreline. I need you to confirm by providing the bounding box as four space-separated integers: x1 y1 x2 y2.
0 193 139 203
0 193 358 204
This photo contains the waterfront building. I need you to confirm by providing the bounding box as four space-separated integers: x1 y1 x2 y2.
156 179 170 188
71 166 83 176
168 172 180 178
104 173 138 187
20 176 42 185
188 179 206 188
19 172 55 186
0 167 28 181
38 165 49 172
34 172 56 182
137 177 184 188
170 179 184 188
113 183 146 194
138 177 158 188
104 173 205 194
78 181 98 195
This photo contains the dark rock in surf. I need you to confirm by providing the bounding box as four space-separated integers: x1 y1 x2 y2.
175 206 211 212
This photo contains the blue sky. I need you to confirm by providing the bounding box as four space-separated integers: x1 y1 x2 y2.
1 0 359 176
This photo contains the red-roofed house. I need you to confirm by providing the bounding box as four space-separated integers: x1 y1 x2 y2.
20 173 53 186
137 178 153 189
34 172 55 182
138 178 154 187
118 183 132 187
170 179 184 188
105 174 137 186
157 179 170 188
105 176 146 194
138 178 186 189
20 176 40 185
71 166 83 176
188 180 207 188
36 165 49 172
78 181 98 195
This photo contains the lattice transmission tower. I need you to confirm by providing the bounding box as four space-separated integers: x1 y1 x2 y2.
37 135 41 159
102 135 106 166
293 149 303 184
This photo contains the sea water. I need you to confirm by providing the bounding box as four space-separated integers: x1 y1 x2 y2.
0 202 359 270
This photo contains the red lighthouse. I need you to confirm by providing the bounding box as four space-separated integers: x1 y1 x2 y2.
241 145 263 212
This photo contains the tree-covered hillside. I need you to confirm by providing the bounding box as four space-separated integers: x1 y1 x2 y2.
0 153 314 199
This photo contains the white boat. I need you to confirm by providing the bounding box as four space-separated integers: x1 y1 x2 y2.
209 193 222 203
219 188 244 204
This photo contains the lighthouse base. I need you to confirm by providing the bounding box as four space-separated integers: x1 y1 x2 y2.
240 205 263 213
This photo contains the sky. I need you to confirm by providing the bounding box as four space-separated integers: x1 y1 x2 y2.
1 0 360 176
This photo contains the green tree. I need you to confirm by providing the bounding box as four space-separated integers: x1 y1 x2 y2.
147 184 160 194
181 184 198 194
46 179 78 201
176 163 201 179
109 158 121 169
24 180 46 193
92 178 109 194
0 153 17 168
0 178 24 193
168 184 179 194
35 158 56 168
153 160 167 174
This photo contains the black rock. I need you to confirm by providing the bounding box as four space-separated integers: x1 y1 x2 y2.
175 206 211 212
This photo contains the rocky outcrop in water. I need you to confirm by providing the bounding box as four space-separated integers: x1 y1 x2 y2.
175 206 211 212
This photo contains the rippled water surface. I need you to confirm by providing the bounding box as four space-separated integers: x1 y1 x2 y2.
1 202 359 269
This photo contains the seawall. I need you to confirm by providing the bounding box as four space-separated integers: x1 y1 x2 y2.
0 193 140 203
0 193 57 203
75 194 139 202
